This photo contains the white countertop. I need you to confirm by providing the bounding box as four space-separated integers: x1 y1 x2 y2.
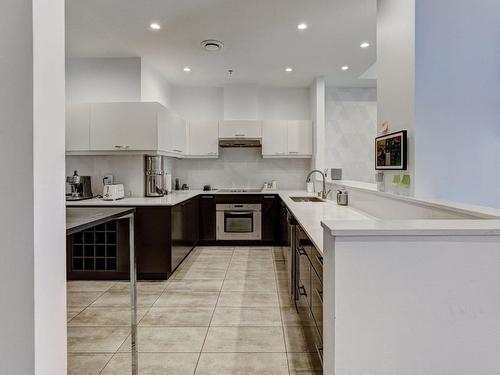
277 192 373 253
67 190 374 253
321 219 500 237
66 190 203 207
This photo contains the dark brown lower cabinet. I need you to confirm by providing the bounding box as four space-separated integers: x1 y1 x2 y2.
199 194 216 241
296 225 324 365
137 197 199 280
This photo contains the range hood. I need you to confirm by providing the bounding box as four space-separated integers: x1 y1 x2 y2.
219 138 262 148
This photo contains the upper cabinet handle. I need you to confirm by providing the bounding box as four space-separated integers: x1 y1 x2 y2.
234 133 246 137
289 151 299 154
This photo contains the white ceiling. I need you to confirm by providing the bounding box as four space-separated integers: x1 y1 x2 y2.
66 0 377 88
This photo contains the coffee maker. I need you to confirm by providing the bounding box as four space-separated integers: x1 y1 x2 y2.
66 170 93 201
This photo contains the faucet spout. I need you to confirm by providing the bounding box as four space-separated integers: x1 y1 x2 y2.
306 169 330 199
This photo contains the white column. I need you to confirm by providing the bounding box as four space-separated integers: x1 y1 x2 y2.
0 0 66 373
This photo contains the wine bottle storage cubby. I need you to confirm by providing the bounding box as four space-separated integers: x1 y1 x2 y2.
71 221 118 271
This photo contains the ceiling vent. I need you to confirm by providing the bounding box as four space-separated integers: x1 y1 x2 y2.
201 39 224 51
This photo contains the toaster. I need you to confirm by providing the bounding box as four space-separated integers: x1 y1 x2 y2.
102 184 125 201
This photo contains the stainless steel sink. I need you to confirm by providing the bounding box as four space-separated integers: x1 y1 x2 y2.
290 196 324 202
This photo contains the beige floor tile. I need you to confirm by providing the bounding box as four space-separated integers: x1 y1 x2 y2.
275 270 288 280
195 353 289 375
67 307 85 322
67 326 130 353
140 307 213 326
276 278 290 293
174 268 227 280
225 269 276 280
281 306 315 326
110 281 168 293
222 278 277 292
211 307 282 326
181 262 229 271
154 291 219 308
68 307 148 327
278 292 296 307
91 290 160 307
67 291 103 307
67 281 116 293
287 352 323 373
227 263 275 272
203 326 285 353
217 292 279 307
101 352 199 375
283 325 319 353
67 353 112 375
274 262 287 272
119 327 208 353
165 279 223 292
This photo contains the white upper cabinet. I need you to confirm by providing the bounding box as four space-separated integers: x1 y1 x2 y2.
187 120 219 157
219 120 262 139
262 120 312 158
262 120 287 156
66 102 186 157
66 103 90 151
90 102 158 151
287 120 312 156
161 111 186 155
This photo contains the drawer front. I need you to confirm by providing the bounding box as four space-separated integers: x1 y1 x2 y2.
311 267 323 338
297 245 310 300
306 245 323 282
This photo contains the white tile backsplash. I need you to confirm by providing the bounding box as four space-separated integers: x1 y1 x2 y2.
66 155 176 197
325 88 377 183
175 148 310 190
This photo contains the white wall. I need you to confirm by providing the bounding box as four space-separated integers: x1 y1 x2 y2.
310 78 326 171
141 61 172 108
175 148 310 190
171 86 224 120
414 0 500 208
0 0 66 373
325 88 377 183
258 87 311 120
66 57 142 103
223 84 260 120
377 0 415 194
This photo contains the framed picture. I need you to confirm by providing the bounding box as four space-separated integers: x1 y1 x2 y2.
375 130 407 170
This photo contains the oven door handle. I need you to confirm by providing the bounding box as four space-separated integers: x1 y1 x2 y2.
225 211 253 215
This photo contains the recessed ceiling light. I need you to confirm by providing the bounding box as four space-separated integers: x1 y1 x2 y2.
360 42 370 48
183 67 191 72
149 23 161 30
285 67 293 72
341 66 349 71
297 23 308 30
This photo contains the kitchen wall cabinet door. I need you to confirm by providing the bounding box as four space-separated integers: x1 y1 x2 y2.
187 120 219 157
262 121 287 156
219 120 262 139
158 110 186 156
66 103 91 151
90 102 158 151
287 120 312 156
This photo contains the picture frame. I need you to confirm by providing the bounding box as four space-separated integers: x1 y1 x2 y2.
375 130 407 170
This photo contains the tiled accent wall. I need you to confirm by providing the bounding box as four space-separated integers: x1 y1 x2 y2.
325 88 377 183
175 148 310 190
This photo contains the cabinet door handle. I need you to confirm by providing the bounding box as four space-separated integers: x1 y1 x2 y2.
298 285 307 297
298 246 307 256
234 133 246 137
202 196 214 199
173 149 183 153
207 152 217 155
275 152 285 155
316 255 323 266
315 343 324 366
114 145 130 149
315 288 323 303
263 195 275 199
289 151 299 154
